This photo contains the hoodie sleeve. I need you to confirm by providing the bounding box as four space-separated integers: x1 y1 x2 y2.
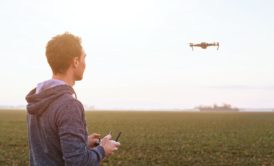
56 99 105 166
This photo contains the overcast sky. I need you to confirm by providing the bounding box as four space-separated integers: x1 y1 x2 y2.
0 0 273 109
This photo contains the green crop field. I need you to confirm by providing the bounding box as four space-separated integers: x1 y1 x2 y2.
0 110 273 166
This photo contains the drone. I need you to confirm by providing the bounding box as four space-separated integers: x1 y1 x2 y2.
189 42 219 51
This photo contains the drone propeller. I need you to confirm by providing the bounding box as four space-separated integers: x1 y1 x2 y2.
189 43 194 51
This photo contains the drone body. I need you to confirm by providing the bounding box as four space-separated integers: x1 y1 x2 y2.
190 42 219 51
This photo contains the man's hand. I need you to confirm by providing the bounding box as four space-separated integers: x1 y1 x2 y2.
88 133 101 148
100 134 121 157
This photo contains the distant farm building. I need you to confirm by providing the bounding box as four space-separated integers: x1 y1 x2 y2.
197 104 239 112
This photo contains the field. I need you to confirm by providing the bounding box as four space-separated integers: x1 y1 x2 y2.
0 110 273 166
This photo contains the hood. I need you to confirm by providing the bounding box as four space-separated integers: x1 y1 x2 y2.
26 80 75 116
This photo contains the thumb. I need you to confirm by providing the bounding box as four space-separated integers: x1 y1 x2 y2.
104 134 112 140
93 133 101 138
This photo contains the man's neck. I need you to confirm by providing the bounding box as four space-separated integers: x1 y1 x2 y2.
52 74 75 86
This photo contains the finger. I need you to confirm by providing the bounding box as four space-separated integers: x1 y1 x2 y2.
104 134 112 140
113 147 118 151
114 141 121 147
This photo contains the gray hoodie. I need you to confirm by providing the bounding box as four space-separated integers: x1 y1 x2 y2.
26 80 105 166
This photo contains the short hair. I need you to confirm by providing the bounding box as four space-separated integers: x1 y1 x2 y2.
46 32 82 74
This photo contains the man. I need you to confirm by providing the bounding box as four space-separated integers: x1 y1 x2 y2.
26 32 120 166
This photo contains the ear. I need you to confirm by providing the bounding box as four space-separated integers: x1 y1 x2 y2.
72 56 80 68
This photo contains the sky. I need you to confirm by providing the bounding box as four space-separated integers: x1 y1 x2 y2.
0 0 273 109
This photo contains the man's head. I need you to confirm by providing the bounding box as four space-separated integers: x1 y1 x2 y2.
46 32 86 81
